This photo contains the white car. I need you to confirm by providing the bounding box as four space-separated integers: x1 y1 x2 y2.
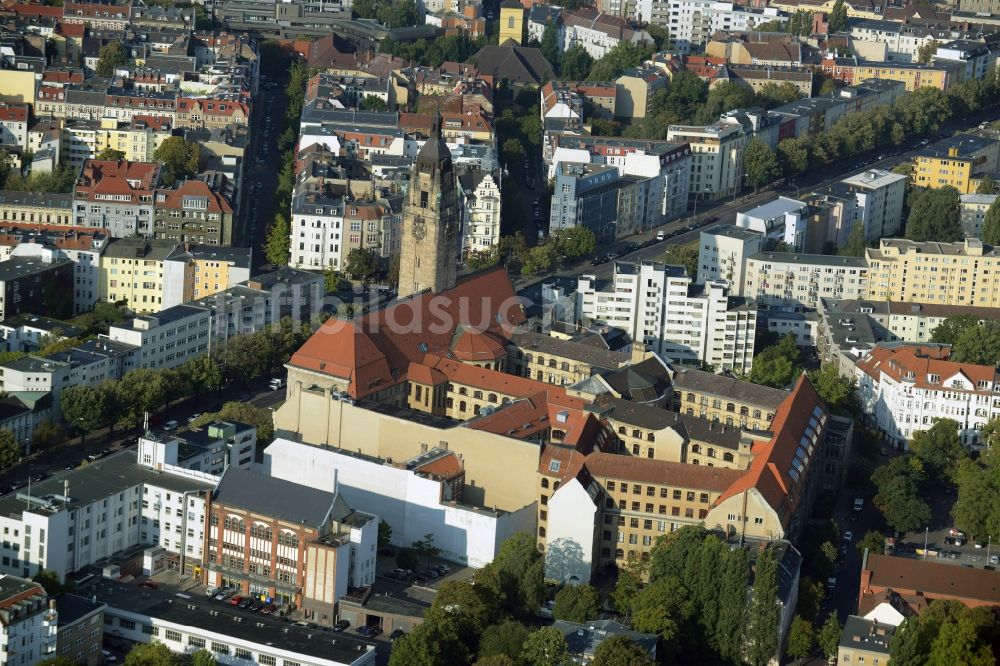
163 420 178 431
103 650 118 663
843 531 854 544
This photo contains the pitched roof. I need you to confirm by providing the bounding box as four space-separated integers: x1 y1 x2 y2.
289 268 525 399
863 553 1000 606
472 44 555 86
585 451 743 490
155 179 232 214
212 467 342 526
672 367 787 411
856 344 997 393
715 374 826 515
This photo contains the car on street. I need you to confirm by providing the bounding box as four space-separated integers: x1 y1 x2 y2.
656 231 665 241
138 580 159 590
333 620 350 632
826 576 837 590
102 649 118 663
853 497 864 511
390 629 406 642
944 536 966 547
948 528 967 537
163 420 178 431
843 531 854 544
229 595 245 606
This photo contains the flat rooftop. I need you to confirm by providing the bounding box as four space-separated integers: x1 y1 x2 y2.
84 579 376 665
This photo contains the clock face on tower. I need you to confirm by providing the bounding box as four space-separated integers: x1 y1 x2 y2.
412 217 426 241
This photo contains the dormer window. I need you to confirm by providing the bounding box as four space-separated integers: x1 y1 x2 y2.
928 374 940 383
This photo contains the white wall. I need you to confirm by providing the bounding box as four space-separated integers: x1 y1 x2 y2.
261 439 536 568
544 478 596 584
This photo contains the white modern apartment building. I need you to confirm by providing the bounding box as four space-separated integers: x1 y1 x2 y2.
743 252 870 312
6 231 108 314
736 196 808 248
105 304 211 372
262 439 536 568
0 450 216 582
960 193 997 239
138 421 258 477
697 225 765 294
666 123 749 200
840 169 907 241
577 260 757 372
0 576 57 665
458 171 502 255
658 0 786 53
856 343 1000 450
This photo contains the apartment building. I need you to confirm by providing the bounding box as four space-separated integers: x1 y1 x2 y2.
577 261 757 372
0 104 29 150
0 256 74 321
837 616 894 666
138 422 257 481
865 237 1000 307
666 122 748 200
549 8 654 59
161 245 252 308
912 134 1000 194
105 305 210 372
289 190 343 271
0 450 216 582
696 225 765 293
0 576 56 665
960 193 997 238
72 160 160 238
62 116 172 168
659 0 786 53
53 594 105 666
203 468 376 613
507 330 631 386
550 163 623 241
614 67 668 120
153 180 235 246
849 60 963 92
98 238 176 313
671 366 787 430
736 197 808 248
458 170 501 255
743 252 870 312
0 192 73 227
856 343 1000 449
839 169 908 241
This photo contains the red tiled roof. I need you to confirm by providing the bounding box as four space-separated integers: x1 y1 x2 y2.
290 268 526 399
42 70 84 84
449 327 507 362
9 2 62 18
413 451 463 479
856 344 997 393
585 451 743 491
538 442 589 481
716 374 826 516
0 105 28 122
470 392 553 440
131 114 172 131
156 180 232 214
57 21 85 37
75 160 160 202
863 554 1000 608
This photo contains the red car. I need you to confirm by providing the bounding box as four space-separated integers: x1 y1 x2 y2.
228 595 244 606
137 580 159 590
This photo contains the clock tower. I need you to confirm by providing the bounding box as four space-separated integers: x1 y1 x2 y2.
398 118 459 299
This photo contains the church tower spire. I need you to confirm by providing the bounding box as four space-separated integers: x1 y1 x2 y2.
398 114 458 298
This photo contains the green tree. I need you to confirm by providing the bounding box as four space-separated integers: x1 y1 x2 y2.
96 41 127 77
786 616 815 663
552 227 597 258
344 248 378 280
977 175 997 194
389 625 439 666
32 570 66 596
153 136 200 186
115 368 167 429
539 22 560 71
982 198 1000 244
521 243 557 275
744 138 782 192
744 548 780 666
502 137 525 161
928 611 995 666
872 457 932 533
777 137 810 176
839 223 868 257
591 635 654 666
750 333 801 388
60 384 111 442
353 0 377 18
37 658 77 666
396 547 419 571
426 579 504 639
890 600 969 665
488 532 545 617
917 39 939 64
589 117 622 136
756 81 802 108
190 401 275 442
264 212 291 267
478 619 530 662
378 519 393 550
932 314 979 345
360 94 388 111
611 558 644 616
856 529 886 556
906 186 963 242
953 320 1000 365
560 44 593 80
124 641 179 666
30 420 64 451
552 584 600 623
809 364 857 415
910 418 967 477
521 627 571 666
96 148 125 161
178 355 222 397
828 0 847 32
377 0 418 27
189 650 218 666
587 42 654 82
662 243 698 276
817 615 842 660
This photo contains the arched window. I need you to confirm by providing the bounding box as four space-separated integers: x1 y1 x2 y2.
508 15 515 27
753 409 761 419
686 393 695 402
561 362 569 371
538 526 546 537
458 387 467 396
541 478 549 488
707 448 715 458
740 406 749 416
615 548 624 559
691 444 701 454
627 550 638 561
647 433 655 442
647 448 654 458
641 551 650 562
686 408 694 415
459 400 467 412
632 444 640 455
618 426 626 434
726 417 734 426
726 402 735 412
712 399 721 409
554 481 560 490
488 393 497 403
548 359 557 368
474 390 483 399
723 452 734 462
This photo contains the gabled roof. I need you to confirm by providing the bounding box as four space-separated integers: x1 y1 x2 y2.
585 451 742 490
856 343 997 393
472 44 555 86
213 467 343 527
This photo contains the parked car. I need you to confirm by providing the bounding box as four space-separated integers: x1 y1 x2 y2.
163 420 178 431
537 601 556 619
389 629 406 642
205 586 220 597
261 604 276 615
333 620 350 632
948 528 967 537
214 588 234 601
842 531 853 544
102 649 118 663
433 564 450 574
229 595 245 606
853 497 864 512
656 231 665 241
944 536 966 547
138 580 159 590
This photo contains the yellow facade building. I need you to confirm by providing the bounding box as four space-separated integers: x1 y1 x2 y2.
865 237 1000 307
96 116 172 162
850 61 960 92
99 238 176 312
912 134 1000 194
499 0 525 45
0 70 38 104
